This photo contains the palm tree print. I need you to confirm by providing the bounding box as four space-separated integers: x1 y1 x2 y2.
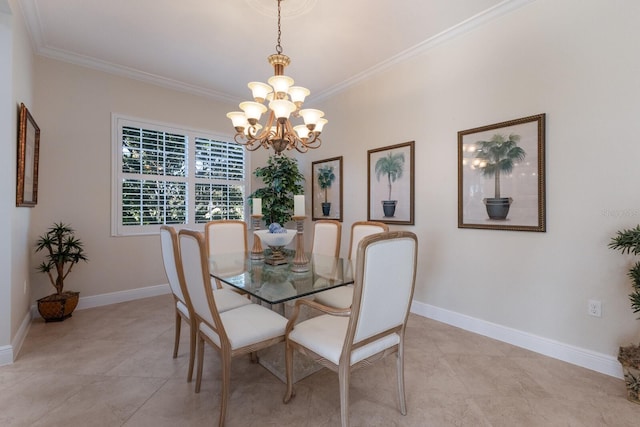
375 151 405 200
474 133 526 198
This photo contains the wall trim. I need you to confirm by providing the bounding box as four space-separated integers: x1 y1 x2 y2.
14 283 622 380
410 300 623 379
30 283 171 318
0 309 31 366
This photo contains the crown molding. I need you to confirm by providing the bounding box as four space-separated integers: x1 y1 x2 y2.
314 0 535 102
18 0 534 105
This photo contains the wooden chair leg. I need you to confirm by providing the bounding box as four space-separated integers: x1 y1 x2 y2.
187 319 196 382
338 363 351 427
397 344 407 415
219 351 232 427
195 335 205 393
283 340 295 403
173 311 181 358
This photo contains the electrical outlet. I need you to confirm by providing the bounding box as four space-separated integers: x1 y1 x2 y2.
588 299 602 317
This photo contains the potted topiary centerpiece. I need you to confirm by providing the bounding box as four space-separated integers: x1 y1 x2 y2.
35 222 88 322
609 224 640 404
249 154 304 226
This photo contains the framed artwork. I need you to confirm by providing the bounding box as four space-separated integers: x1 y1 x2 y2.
458 113 546 232
312 156 343 221
16 103 40 207
367 141 414 225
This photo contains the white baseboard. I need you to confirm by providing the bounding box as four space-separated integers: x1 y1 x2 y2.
12 285 622 379
0 345 12 366
30 283 171 318
0 308 32 366
410 300 623 379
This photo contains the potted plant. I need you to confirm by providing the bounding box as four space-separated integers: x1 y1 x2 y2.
249 154 304 226
375 151 405 217
609 224 640 404
35 222 88 322
317 164 336 216
474 133 526 220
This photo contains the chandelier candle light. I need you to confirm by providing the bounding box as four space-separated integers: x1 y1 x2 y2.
291 195 309 272
251 198 264 260
226 0 327 155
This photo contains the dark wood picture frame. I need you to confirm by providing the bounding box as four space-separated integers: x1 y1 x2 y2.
16 103 40 207
458 113 546 232
312 156 343 221
367 141 415 225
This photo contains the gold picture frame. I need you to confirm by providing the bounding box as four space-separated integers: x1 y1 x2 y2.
367 141 415 225
458 114 546 232
17 103 40 207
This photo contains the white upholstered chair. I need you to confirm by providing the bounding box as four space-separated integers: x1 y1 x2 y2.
160 226 251 383
310 220 342 257
160 225 196 381
177 229 288 427
313 221 388 308
283 231 418 427
205 220 250 293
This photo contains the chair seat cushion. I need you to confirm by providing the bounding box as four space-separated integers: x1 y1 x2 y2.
200 304 287 350
213 288 252 313
288 314 400 365
312 285 353 309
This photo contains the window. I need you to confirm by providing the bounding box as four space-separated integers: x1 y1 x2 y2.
112 115 246 236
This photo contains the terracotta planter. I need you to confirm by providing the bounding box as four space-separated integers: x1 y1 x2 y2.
37 291 80 322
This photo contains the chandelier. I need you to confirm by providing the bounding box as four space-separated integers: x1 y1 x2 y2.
226 0 327 155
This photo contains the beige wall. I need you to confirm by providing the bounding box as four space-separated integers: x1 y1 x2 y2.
12 0 639 371
301 0 640 358
30 57 243 302
0 0 34 357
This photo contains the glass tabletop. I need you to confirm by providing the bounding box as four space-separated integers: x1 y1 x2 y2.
209 251 354 305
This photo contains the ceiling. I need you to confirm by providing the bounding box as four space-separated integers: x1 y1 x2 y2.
17 0 526 105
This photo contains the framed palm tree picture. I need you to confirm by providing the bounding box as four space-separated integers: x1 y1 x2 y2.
312 156 343 221
368 141 414 225
458 114 546 232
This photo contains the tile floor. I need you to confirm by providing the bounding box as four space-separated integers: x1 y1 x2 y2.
1 295 638 426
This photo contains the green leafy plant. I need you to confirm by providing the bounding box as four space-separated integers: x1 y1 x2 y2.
609 225 640 318
249 155 304 226
317 165 336 203
35 222 88 295
375 151 405 200
609 225 640 374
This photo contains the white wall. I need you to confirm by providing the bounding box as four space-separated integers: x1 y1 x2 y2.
300 0 640 363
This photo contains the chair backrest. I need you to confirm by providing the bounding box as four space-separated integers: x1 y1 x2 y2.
311 220 342 257
205 220 248 257
177 230 225 338
160 225 186 303
347 231 417 347
348 221 389 261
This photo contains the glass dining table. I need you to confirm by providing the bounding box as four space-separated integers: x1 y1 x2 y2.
209 250 354 382
209 250 354 307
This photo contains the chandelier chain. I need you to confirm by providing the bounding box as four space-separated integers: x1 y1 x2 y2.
275 0 283 54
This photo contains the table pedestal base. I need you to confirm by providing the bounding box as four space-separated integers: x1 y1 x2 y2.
258 301 323 383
